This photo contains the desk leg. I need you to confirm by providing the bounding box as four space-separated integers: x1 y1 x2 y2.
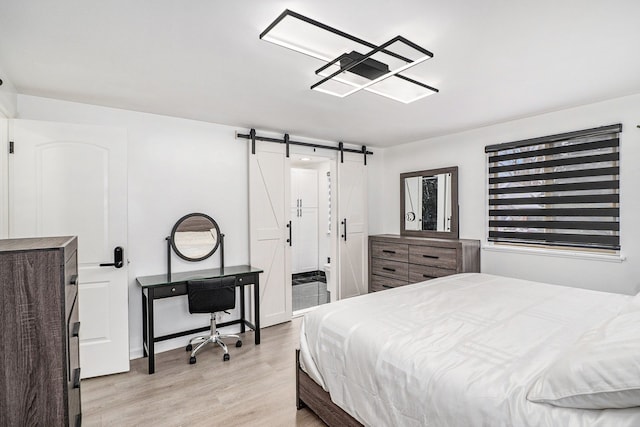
254 277 260 345
240 285 246 334
142 289 148 357
147 287 156 374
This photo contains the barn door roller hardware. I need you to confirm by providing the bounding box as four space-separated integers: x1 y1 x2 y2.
236 129 372 165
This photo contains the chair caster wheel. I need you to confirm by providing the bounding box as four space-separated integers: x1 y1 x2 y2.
189 356 196 364
235 340 242 348
186 344 192 352
223 353 230 362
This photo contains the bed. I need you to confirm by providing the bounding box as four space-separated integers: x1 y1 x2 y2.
296 273 640 426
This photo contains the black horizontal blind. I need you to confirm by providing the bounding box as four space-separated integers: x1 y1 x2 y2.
485 124 621 250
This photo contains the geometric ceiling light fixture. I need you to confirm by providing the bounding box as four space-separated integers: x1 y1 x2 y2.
260 10 439 104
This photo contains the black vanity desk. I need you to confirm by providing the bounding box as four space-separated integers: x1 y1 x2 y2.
137 265 263 374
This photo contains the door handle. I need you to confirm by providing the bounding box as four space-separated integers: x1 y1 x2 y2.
286 221 292 246
99 246 124 268
341 218 347 241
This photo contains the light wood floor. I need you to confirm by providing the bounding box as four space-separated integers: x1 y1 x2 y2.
82 318 325 426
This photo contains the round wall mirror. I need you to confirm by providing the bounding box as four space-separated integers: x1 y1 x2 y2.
170 213 221 261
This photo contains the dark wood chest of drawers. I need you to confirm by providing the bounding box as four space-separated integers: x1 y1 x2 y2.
368 234 480 292
0 236 81 426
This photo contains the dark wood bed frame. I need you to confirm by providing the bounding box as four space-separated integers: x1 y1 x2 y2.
296 349 363 427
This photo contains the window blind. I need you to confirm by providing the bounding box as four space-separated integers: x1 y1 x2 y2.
485 124 622 251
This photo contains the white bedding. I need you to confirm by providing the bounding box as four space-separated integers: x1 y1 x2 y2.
299 273 640 426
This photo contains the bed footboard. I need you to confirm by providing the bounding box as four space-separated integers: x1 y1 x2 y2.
296 349 363 427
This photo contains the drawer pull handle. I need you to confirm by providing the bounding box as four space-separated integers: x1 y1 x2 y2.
382 267 396 272
69 274 79 286
422 274 436 279
171 287 176 292
73 368 81 389
422 254 439 259
72 322 81 337
382 250 396 254
382 284 393 289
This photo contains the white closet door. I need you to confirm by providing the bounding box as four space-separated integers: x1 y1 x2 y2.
9 119 129 378
298 168 318 208
290 167 319 274
291 169 301 208
291 168 318 209
249 143 292 327
297 207 319 272
337 153 368 299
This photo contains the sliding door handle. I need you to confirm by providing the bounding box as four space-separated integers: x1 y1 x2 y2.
286 221 292 246
341 218 347 241
99 246 124 268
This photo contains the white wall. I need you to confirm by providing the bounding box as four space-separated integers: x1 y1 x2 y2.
15 94 376 357
17 95 251 357
0 65 17 118
315 161 331 268
370 93 640 295
299 161 331 269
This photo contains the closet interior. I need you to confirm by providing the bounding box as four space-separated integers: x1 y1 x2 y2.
291 156 332 312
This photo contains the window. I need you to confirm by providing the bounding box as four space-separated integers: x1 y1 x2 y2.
485 124 621 251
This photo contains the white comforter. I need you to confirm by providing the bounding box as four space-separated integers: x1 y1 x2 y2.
300 273 640 426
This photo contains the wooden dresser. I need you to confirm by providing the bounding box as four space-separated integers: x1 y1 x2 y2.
368 234 480 292
0 236 81 426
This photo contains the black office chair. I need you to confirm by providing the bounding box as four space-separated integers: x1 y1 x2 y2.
185 277 242 363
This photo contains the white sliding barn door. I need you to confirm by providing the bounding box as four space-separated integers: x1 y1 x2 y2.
249 143 292 327
9 119 129 378
337 153 368 299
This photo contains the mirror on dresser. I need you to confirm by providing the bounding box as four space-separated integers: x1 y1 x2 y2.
400 166 458 239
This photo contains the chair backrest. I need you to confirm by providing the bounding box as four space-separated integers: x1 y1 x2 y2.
187 276 236 314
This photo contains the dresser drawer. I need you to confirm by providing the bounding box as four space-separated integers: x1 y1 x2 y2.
153 283 187 298
409 264 456 283
371 241 408 262
408 245 457 269
65 251 78 317
67 297 81 425
369 235 480 293
67 294 80 382
371 275 408 292
371 258 409 281
236 273 258 286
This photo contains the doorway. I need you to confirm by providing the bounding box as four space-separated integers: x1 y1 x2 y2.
8 119 130 378
290 155 333 313
249 139 367 327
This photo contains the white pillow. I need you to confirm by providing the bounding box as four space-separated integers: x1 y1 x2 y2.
527 299 640 409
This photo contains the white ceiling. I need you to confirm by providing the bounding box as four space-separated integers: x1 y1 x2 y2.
1 0 639 147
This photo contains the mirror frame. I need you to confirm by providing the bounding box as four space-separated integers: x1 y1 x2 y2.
400 166 459 239
170 212 221 262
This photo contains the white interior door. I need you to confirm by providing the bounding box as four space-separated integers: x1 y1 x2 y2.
337 153 368 299
249 143 292 327
297 206 318 272
291 168 319 274
9 119 129 378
